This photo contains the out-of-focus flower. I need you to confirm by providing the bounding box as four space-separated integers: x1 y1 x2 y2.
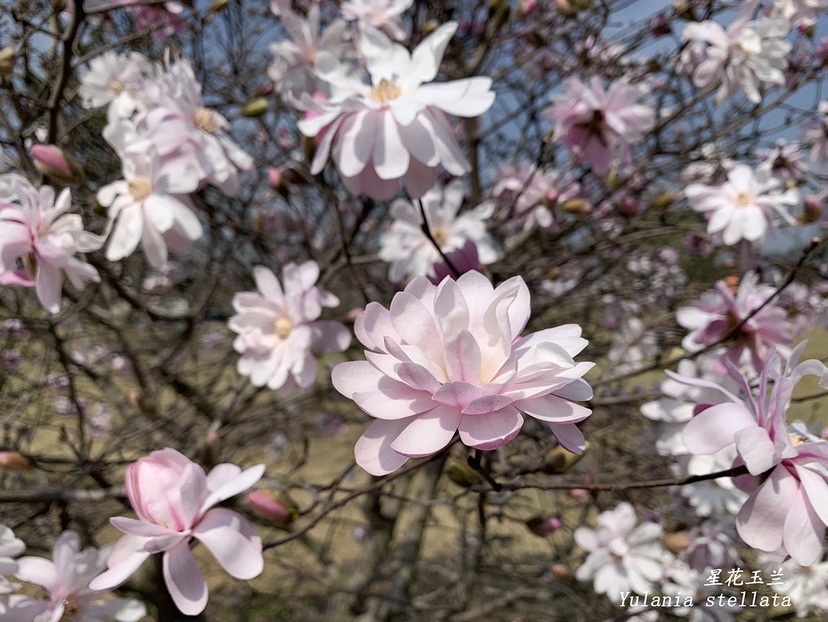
269 0 349 102
685 163 799 246
801 100 828 170
680 522 741 573
770 0 828 28
0 175 101 313
247 489 297 528
682 1 791 103
757 139 808 184
97 139 201 268
526 516 564 537
0 451 32 472
229 262 351 395
676 271 792 370
89 448 264 616
758 550 828 617
659 559 744 620
676 344 828 565
298 22 495 200
0 524 24 594
378 180 499 282
12 530 146 622
333 271 593 475
493 163 580 233
574 502 671 601
342 0 413 41
77 51 149 117
606 317 659 375
545 77 654 175
114 0 186 40
428 239 482 285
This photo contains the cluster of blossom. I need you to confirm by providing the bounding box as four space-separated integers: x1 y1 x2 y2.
0 449 264 618
79 51 253 268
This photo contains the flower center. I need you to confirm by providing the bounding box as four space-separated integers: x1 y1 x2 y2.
274 316 293 339
431 226 449 247
110 79 125 94
370 78 401 105
734 192 753 207
60 596 83 622
788 432 809 447
194 107 219 133
128 177 152 201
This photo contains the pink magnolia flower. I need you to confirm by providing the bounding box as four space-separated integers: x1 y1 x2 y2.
298 22 495 200
229 262 351 395
493 162 580 233
676 271 793 371
341 0 413 41
545 77 655 175
574 502 671 600
0 175 100 313
378 179 499 282
677 345 828 565
684 163 799 246
10 531 146 622
682 1 791 104
89 449 265 616
113 0 185 41
332 271 594 475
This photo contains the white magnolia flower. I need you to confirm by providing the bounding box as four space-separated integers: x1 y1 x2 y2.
683 1 791 104
78 51 149 118
299 22 495 200
771 0 828 27
378 179 499 282
0 524 24 595
758 550 828 617
341 0 413 41
685 163 799 246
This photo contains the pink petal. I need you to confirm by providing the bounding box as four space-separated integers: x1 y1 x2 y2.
110 517 180 538
458 406 523 450
443 330 482 384
782 485 825 566
88 549 151 591
354 418 411 476
373 110 409 180
733 426 777 476
795 463 828 526
13 557 58 592
162 540 208 616
193 508 263 580
736 466 798 552
390 405 462 458
515 394 591 424
547 423 586 453
681 402 755 455
202 464 265 511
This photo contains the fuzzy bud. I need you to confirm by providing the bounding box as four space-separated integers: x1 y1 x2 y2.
559 198 592 215
526 516 563 537
210 0 229 11
0 47 15 76
446 460 483 488
542 443 588 474
31 144 84 186
247 489 298 528
242 97 269 118
0 451 33 472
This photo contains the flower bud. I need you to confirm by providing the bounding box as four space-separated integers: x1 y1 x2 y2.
544 187 560 206
518 0 536 17
0 47 15 76
801 194 823 224
247 489 298 528
422 19 440 36
446 460 483 488
31 144 84 186
651 192 676 210
0 451 33 472
210 0 229 11
542 443 587 474
242 97 268 118
559 198 592 214
672 0 697 21
551 563 571 580
526 515 563 537
663 531 692 554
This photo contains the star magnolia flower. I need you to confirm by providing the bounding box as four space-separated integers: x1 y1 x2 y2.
0 524 24 594
676 344 828 565
378 179 499 282
493 163 579 233
801 100 828 169
574 502 671 601
77 51 149 118
341 0 413 41
545 77 655 175
97 135 201 268
770 0 828 28
9 531 146 622
89 449 265 616
229 262 351 395
682 1 791 104
758 550 828 617
298 22 495 200
114 0 185 41
676 271 792 371
332 271 594 476
0 175 101 313
685 163 799 246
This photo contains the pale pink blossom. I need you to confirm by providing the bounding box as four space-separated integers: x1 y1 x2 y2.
77 51 149 118
97 137 201 268
758 550 828 617
341 0 413 41
10 531 146 622
0 175 100 313
545 77 655 175
757 139 808 183
268 0 349 102
574 502 671 601
677 345 828 565
682 2 791 104
113 0 185 40
229 262 351 395
676 271 792 370
685 163 799 246
89 449 265 616
378 179 499 282
332 271 594 475
770 0 828 28
0 524 24 595
298 22 495 200
493 163 580 233
801 100 828 169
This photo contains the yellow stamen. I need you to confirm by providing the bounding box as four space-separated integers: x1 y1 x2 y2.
194 107 218 133
128 177 151 201
274 316 293 339
370 78 401 105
